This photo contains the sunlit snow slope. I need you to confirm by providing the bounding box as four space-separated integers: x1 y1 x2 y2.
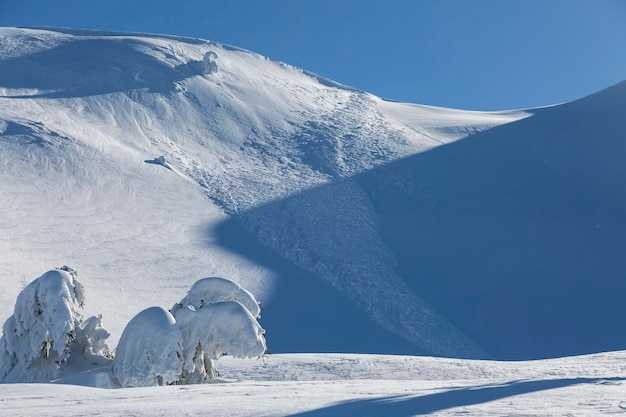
2 27 623 360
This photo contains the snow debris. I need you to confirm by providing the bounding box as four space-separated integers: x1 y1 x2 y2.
202 51 218 75
144 155 172 169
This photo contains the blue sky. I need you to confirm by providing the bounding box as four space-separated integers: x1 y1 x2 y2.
1 0 625 110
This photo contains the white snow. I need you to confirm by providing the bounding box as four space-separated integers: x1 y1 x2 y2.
171 276 262 318
0 27 532 356
112 307 183 388
1 25 626 415
2 271 266 387
1 352 626 416
0 268 111 383
175 301 266 383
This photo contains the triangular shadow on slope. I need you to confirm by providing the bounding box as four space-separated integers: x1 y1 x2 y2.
0 37 203 98
284 377 626 417
214 81 626 360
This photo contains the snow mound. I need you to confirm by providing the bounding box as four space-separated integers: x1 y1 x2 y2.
144 155 172 169
112 307 183 388
202 51 218 75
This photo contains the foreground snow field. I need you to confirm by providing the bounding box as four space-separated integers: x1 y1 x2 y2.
2 352 626 416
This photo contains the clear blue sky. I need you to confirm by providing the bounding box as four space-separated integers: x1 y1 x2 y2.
1 0 625 110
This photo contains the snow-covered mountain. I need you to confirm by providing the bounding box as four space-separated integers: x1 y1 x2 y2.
1 27 624 361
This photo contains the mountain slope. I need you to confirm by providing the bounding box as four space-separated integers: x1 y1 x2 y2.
220 81 626 360
2 27 620 360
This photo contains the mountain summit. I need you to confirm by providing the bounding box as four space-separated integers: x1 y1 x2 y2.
1 27 624 360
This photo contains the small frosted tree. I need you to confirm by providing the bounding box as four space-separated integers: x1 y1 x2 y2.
174 300 266 384
170 277 266 384
113 277 265 386
0 267 111 383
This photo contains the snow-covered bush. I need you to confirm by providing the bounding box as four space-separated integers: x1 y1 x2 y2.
113 277 265 386
0 272 264 386
171 277 261 318
112 307 183 387
167 277 265 384
0 267 111 383
175 301 266 384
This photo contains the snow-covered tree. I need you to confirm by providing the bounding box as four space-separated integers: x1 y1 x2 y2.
170 277 261 318
112 307 183 387
168 277 266 384
0 267 111 383
1 272 264 386
174 301 266 384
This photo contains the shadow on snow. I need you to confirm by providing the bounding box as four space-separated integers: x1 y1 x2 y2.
0 37 203 98
285 377 626 417
214 81 626 360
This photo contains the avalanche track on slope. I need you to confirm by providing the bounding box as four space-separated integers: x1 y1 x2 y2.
2 26 582 359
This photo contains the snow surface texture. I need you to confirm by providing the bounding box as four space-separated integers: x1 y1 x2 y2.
0 268 111 383
1 27 625 361
2 352 626 416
